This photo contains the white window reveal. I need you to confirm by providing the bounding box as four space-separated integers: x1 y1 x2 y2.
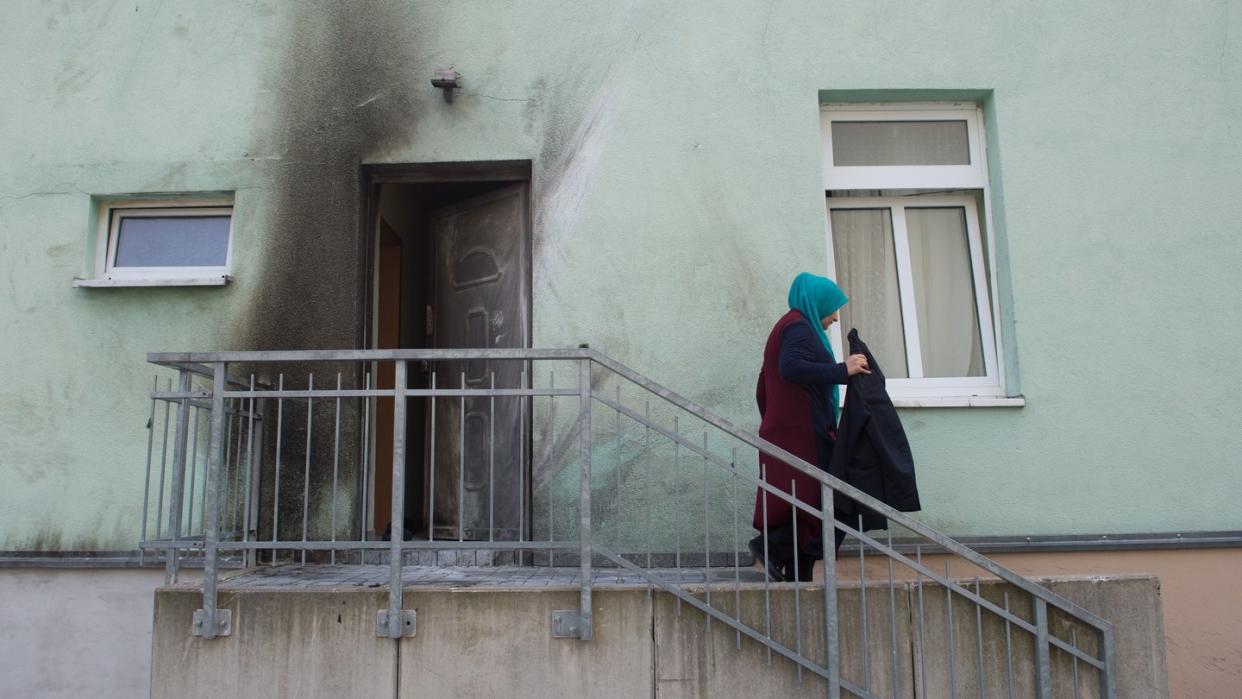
75 197 234 287
821 104 1014 403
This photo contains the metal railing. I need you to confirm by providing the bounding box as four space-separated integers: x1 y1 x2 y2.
140 347 1115 698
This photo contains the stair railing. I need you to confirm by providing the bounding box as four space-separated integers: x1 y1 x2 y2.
139 347 1115 698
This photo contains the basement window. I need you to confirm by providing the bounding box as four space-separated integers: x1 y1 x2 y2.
74 197 234 287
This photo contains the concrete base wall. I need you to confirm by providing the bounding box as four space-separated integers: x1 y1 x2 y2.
150 588 396 698
0 568 172 699
150 575 1166 698
975 548 1242 698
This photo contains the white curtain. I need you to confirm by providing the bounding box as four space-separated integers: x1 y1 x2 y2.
906 207 985 377
830 209 909 378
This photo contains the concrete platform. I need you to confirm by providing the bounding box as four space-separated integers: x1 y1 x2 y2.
152 569 1168 698
213 563 770 589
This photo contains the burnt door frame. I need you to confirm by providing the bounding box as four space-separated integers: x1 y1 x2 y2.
358 161 534 540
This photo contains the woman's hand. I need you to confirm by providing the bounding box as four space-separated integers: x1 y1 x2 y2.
846 353 871 376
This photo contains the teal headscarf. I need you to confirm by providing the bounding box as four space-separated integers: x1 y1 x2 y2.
787 272 849 423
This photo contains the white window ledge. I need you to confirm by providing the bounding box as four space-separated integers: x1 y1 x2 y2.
73 276 231 288
892 395 1025 408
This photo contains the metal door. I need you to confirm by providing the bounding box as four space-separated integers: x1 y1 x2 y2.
429 184 529 541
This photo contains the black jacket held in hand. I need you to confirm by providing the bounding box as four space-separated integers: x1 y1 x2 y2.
828 329 921 531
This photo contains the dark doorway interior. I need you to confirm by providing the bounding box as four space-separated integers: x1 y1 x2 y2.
366 164 531 542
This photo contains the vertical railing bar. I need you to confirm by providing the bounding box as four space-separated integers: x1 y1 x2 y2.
889 529 900 697
760 461 773 666
302 373 313 566
673 415 681 616
1100 625 1117 699
232 403 243 538
155 378 173 542
577 357 593 641
242 375 257 567
702 432 712 639
428 370 436 544
458 371 465 543
244 399 262 568
644 401 652 596
917 546 928 699
387 360 408 637
616 384 623 558
489 371 495 543
1034 597 1052 699
222 402 234 544
361 371 371 547
820 482 841 699
232 404 240 536
1003 593 1015 699
199 362 228 639
792 479 802 684
331 372 342 565
187 405 200 537
547 370 555 561
1071 627 1081 699
947 560 958 699
198 406 209 540
974 578 985 699
140 375 158 566
519 367 526 544
271 374 284 565
731 447 741 650
164 370 193 584
860 514 870 692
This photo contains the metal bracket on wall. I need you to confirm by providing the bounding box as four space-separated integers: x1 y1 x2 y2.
551 610 585 639
376 610 417 638
191 609 231 637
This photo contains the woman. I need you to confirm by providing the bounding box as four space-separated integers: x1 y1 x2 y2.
750 272 870 582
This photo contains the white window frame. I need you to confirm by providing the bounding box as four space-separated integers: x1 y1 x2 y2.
821 103 1012 402
76 197 234 287
822 104 988 190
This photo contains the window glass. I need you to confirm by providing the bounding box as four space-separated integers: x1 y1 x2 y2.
905 207 985 377
832 120 970 166
830 208 909 378
113 215 230 267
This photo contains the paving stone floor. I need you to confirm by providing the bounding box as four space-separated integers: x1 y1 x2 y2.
215 564 771 590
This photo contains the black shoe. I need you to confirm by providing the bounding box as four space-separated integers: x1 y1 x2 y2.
785 555 815 583
748 537 786 582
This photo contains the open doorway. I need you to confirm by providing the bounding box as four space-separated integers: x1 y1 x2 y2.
364 162 532 543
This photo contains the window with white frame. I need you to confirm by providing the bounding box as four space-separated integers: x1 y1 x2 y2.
821 104 1005 399
83 197 234 286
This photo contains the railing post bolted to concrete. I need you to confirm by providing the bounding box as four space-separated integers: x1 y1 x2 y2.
820 482 841 699
578 357 593 641
193 362 230 638
164 369 193 584
1100 625 1117 699
1035 597 1052 699
381 359 416 638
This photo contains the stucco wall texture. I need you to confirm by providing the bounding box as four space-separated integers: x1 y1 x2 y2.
1 1 1240 551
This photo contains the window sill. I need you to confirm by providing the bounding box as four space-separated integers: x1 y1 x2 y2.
73 276 231 288
891 395 1025 408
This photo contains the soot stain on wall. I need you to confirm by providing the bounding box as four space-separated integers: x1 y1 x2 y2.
236 3 429 544
239 2 425 353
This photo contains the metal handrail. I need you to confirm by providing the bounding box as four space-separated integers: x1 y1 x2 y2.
140 347 1116 698
589 349 1115 634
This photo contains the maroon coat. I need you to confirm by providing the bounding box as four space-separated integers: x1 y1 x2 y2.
752 310 829 543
